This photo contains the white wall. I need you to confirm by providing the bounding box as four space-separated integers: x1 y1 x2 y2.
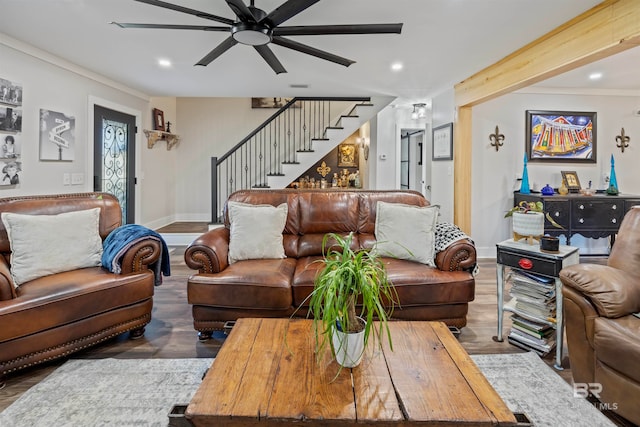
472 90 640 257
430 89 455 223
0 37 177 227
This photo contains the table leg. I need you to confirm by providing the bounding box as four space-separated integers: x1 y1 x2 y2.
494 264 506 342
554 277 564 370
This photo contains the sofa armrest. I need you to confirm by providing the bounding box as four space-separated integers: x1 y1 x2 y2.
560 264 640 318
185 227 230 274
117 238 162 275
0 257 15 301
434 238 476 272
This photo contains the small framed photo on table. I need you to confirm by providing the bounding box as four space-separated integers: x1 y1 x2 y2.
561 170 581 192
153 108 165 131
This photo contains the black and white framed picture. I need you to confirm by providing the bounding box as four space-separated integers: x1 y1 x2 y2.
0 78 23 107
432 123 453 161
39 109 76 161
0 106 22 132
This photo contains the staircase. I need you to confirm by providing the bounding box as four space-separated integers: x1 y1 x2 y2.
211 96 393 222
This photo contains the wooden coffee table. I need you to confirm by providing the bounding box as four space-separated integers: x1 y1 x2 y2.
186 318 517 426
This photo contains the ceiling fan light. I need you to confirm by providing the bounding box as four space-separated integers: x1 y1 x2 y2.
232 22 272 46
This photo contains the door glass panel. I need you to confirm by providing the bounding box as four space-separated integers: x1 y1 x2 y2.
101 118 129 221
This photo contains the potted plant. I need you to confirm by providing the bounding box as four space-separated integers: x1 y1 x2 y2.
308 232 398 368
504 201 564 244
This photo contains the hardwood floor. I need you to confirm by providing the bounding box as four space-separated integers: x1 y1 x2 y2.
0 240 632 425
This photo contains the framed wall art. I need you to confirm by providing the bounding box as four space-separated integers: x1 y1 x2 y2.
153 108 165 131
432 123 453 161
39 109 75 161
561 170 581 191
526 110 596 163
338 143 358 167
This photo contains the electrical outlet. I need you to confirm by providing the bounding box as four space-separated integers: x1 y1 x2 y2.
71 173 84 185
63 173 71 186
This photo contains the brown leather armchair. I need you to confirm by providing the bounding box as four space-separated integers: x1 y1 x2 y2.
0 193 163 387
559 206 640 425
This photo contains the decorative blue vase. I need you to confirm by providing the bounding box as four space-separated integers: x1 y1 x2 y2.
541 184 554 196
608 154 619 195
520 154 530 194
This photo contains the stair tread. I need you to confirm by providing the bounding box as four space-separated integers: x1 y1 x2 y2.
311 138 329 141
326 126 344 129
252 184 271 188
267 173 285 176
282 161 300 164
297 149 314 153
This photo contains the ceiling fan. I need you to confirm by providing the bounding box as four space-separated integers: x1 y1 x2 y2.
111 0 403 74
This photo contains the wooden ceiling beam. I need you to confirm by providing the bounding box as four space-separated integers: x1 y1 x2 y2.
452 0 640 234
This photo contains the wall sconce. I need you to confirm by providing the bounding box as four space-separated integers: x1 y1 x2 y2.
489 125 505 151
616 127 630 153
357 137 370 160
411 103 427 120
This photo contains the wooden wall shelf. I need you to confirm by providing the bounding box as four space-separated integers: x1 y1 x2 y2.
144 129 180 150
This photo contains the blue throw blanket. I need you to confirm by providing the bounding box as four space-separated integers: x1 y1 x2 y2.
101 224 170 286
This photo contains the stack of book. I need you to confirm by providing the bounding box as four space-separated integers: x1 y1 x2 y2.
505 270 557 356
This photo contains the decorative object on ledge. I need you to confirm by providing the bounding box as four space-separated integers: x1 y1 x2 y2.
152 108 165 131
607 154 619 195
520 154 530 194
541 184 554 196
489 125 505 151
165 121 172 133
615 127 630 153
561 170 581 192
143 129 180 150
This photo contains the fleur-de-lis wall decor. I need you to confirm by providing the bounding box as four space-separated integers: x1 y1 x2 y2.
489 125 505 151
615 127 630 153
316 161 331 177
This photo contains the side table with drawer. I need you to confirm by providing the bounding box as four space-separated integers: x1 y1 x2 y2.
495 239 579 370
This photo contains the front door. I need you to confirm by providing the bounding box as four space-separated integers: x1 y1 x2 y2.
93 105 136 224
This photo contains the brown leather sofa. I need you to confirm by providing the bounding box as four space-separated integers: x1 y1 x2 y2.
560 206 640 425
0 193 162 386
185 189 476 339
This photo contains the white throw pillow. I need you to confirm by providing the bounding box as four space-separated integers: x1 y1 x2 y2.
373 201 439 266
227 201 287 264
2 208 103 287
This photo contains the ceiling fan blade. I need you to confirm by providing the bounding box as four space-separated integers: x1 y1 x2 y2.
111 22 229 31
274 23 403 36
254 45 287 74
134 0 234 26
272 36 354 67
195 37 238 66
263 0 320 27
225 0 256 22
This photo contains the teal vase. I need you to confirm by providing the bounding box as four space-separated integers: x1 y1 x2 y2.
607 154 619 195
520 154 530 194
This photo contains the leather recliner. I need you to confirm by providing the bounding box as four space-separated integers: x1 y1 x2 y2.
559 206 640 425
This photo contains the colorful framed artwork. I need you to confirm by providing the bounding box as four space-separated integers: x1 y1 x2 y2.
526 110 596 163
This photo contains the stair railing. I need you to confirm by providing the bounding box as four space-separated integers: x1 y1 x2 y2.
211 97 371 222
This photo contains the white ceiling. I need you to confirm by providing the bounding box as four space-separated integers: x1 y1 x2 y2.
2 0 636 104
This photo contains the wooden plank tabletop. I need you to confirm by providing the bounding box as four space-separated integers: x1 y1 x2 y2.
186 318 517 426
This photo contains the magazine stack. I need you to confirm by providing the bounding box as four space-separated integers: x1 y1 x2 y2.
505 270 556 356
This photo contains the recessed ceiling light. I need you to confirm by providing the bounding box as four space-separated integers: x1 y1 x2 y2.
391 62 403 72
158 58 172 68
589 72 602 80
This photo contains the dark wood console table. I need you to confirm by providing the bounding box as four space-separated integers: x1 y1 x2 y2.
514 192 640 247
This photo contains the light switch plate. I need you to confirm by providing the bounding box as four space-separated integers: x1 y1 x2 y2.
71 173 84 185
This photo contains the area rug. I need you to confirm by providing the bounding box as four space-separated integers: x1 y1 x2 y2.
471 352 614 427
0 353 614 426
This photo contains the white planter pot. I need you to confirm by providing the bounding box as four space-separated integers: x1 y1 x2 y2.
331 318 366 368
512 212 544 242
